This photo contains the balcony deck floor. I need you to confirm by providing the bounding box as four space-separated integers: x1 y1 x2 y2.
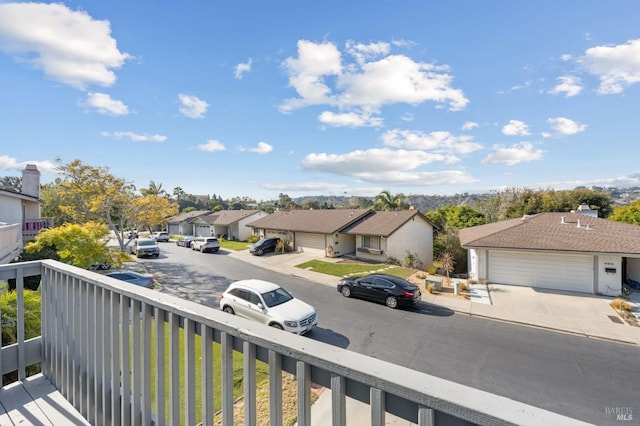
0 374 89 426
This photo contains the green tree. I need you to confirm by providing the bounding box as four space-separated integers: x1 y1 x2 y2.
0 175 21 192
374 190 406 211
426 205 485 274
25 222 129 269
55 159 138 250
609 199 640 225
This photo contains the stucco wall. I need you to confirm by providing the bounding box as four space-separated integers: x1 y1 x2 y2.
385 217 433 268
597 255 622 296
0 194 24 225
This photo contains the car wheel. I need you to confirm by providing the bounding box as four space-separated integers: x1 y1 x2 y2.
223 306 235 315
258 249 264 256
200 247 205 253
154 253 159 257
340 286 351 298
136 252 141 258
213 248 219 252
385 296 398 309
270 323 284 330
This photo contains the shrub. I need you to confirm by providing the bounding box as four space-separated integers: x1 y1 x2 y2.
427 260 442 275
459 283 469 292
385 257 401 265
610 299 631 312
247 235 260 243
426 284 434 294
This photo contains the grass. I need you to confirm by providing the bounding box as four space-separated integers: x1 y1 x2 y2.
220 240 252 251
296 259 414 279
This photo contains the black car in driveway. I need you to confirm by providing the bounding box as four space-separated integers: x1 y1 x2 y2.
337 273 421 309
249 237 281 256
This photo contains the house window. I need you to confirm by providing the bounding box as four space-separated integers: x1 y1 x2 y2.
362 235 381 250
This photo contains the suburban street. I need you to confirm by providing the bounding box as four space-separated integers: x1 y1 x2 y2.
135 242 639 425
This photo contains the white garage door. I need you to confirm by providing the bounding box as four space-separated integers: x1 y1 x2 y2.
489 251 594 293
295 232 326 256
195 224 210 237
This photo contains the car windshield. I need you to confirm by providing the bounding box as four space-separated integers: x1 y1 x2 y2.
138 240 155 246
261 287 293 308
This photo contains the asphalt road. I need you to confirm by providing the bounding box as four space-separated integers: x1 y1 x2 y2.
137 242 640 426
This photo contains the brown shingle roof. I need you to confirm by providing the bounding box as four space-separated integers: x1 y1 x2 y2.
247 209 371 233
459 212 640 255
167 210 212 224
209 210 262 225
342 210 432 237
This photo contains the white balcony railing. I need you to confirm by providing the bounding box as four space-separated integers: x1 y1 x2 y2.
0 222 21 264
0 260 590 425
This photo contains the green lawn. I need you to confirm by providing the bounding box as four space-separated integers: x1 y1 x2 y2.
296 259 415 279
219 240 252 251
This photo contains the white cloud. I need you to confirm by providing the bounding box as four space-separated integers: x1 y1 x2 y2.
102 131 166 142
0 155 57 174
548 76 583 97
502 120 531 136
400 112 414 122
578 38 640 94
84 92 129 116
0 3 130 89
280 39 468 114
548 117 587 135
262 182 349 192
197 140 226 152
381 129 482 156
318 111 383 127
234 58 252 79
250 141 273 154
178 94 209 119
461 121 478 130
302 148 476 186
481 142 544 165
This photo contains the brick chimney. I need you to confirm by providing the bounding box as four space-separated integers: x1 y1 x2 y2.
21 164 40 198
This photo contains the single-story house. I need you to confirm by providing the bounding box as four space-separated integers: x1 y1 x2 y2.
0 164 46 264
459 211 640 296
166 210 212 236
247 208 434 266
189 210 268 240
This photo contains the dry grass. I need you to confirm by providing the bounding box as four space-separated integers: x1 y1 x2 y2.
213 372 320 426
610 298 631 312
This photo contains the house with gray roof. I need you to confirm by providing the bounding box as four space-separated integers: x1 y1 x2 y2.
189 210 268 240
247 208 434 266
166 210 212 236
459 211 640 296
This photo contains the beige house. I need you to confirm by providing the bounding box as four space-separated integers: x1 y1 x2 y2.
459 210 640 296
247 208 434 266
0 164 48 264
191 210 268 240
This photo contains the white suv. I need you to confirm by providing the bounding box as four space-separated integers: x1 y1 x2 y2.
219 279 318 334
191 236 220 253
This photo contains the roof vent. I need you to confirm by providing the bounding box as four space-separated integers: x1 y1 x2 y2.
561 216 566 224
586 224 592 230
577 219 581 228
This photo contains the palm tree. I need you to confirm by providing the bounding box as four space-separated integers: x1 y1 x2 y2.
438 252 456 284
374 190 406 211
140 180 167 197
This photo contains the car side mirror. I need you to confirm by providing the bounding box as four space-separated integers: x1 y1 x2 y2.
257 303 264 310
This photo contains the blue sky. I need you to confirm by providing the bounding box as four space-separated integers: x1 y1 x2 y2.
1 1 639 201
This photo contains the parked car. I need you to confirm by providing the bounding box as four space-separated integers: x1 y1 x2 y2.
249 237 281 256
89 261 112 271
337 273 422 309
124 230 138 239
219 279 317 334
130 238 160 258
191 236 220 253
150 231 170 242
176 236 197 247
106 270 155 289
